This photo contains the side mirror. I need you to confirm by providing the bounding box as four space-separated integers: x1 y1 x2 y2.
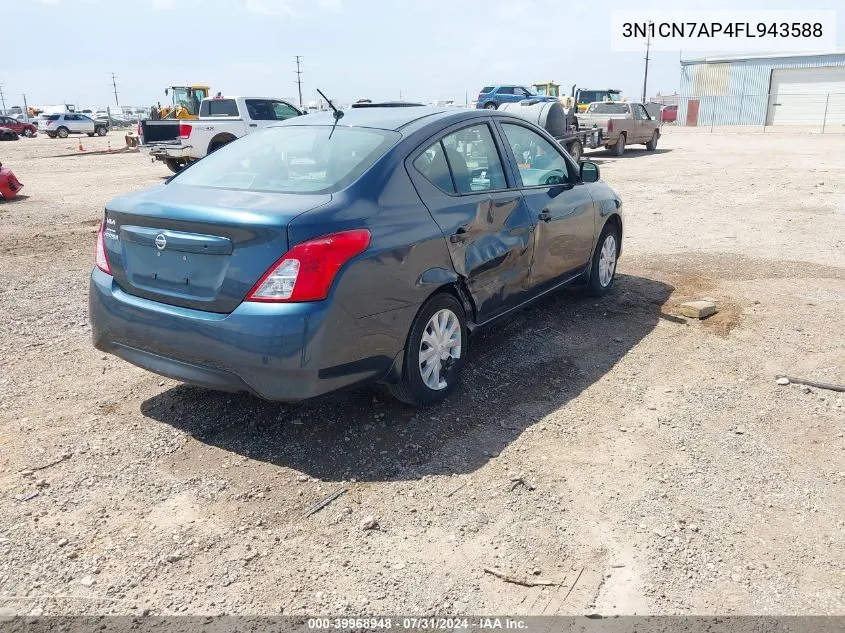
580 161 600 183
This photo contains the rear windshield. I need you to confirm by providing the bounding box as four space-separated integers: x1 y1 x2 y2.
200 99 239 117
45 114 61 120
173 125 400 194
586 103 630 114
480 86 494 94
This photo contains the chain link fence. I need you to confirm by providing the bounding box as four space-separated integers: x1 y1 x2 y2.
669 92 845 132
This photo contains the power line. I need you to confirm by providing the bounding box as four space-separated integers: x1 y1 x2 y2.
294 56 303 109
0 84 6 112
111 72 119 106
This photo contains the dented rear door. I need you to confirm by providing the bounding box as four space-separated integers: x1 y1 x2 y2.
406 121 536 322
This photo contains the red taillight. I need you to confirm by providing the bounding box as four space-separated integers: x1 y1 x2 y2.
179 122 192 139
95 220 111 274
246 229 371 303
607 119 613 133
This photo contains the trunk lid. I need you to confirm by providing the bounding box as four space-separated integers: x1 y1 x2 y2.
103 183 331 313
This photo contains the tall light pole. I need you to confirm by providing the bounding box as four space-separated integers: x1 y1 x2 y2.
294 56 303 109
641 22 653 103
0 84 6 113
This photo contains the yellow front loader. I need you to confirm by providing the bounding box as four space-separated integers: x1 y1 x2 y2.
160 85 210 119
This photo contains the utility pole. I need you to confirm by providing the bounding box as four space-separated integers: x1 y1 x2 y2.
641 23 652 103
22 93 29 121
294 56 303 109
111 72 119 106
0 84 6 113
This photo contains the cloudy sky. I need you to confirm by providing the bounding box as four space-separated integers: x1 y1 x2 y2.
2 0 842 109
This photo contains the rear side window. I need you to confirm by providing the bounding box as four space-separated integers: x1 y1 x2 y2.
414 123 508 195
46 114 61 120
497 87 514 95
201 99 239 117
480 86 494 94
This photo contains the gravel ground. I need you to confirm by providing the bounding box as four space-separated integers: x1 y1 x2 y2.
0 128 843 617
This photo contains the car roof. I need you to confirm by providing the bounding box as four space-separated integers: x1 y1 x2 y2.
283 106 452 131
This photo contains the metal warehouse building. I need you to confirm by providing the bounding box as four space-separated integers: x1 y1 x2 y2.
678 51 845 128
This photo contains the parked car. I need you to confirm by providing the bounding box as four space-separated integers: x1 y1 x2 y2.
576 101 661 156
475 85 558 110
140 96 303 172
0 127 20 141
90 106 623 406
42 113 109 138
660 104 678 123
0 116 37 137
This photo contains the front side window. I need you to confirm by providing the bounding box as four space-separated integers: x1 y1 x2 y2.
414 123 507 195
500 123 571 188
244 99 300 121
173 125 399 194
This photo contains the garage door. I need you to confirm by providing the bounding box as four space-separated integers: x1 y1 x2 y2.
766 66 845 126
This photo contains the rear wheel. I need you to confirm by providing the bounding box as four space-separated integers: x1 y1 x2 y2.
388 293 468 406
164 158 185 174
96 126 108 136
645 131 658 151
57 126 69 139
567 138 583 162
585 223 619 296
611 134 625 156
484 102 497 110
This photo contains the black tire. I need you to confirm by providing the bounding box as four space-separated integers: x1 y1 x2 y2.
164 158 185 174
611 134 625 156
484 102 497 110
207 137 234 154
87 133 95 137
22 128 34 138
388 293 468 406
567 138 583 162
585 222 620 297
0 131 12 141
645 131 658 151
57 126 69 139
96 126 108 137
47 134 57 139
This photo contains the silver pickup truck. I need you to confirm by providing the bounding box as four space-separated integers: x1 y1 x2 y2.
576 102 660 156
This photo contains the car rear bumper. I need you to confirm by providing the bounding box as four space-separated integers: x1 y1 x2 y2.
89 268 402 401
147 143 192 160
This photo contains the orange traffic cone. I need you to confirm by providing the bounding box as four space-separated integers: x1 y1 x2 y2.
78 139 85 152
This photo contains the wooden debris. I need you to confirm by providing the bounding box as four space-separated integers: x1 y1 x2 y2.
302 487 347 518
778 375 845 393
483 567 558 587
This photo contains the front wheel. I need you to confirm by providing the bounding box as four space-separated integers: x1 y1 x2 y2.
23 128 35 138
388 293 468 406
96 126 108 136
645 131 658 151
585 224 619 296
57 126 69 139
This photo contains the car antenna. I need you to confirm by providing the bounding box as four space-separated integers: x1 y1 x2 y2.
316 88 343 139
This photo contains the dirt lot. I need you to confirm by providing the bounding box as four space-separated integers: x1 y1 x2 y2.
1 128 843 617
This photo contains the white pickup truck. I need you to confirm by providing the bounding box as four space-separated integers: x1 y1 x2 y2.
140 96 303 172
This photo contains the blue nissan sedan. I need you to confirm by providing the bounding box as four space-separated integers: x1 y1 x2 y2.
90 106 623 406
